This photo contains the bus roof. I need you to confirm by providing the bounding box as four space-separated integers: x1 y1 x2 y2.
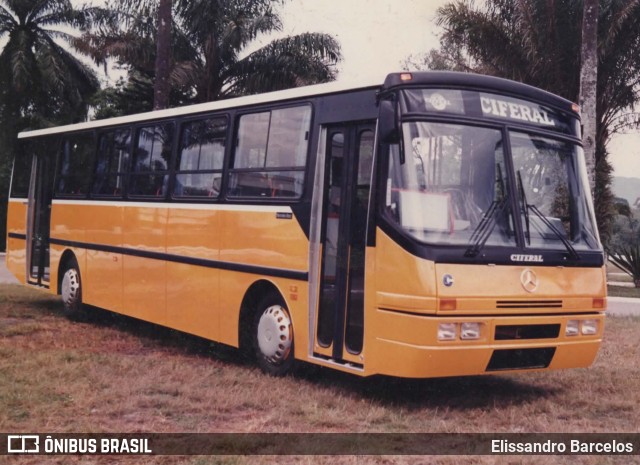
18 71 577 139
381 71 577 113
18 75 385 139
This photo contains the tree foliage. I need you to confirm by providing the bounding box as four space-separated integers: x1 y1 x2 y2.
0 0 102 250
0 0 101 124
417 0 640 245
80 0 342 115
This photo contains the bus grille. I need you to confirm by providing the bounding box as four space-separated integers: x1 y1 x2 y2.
495 324 560 340
486 348 556 371
496 300 563 309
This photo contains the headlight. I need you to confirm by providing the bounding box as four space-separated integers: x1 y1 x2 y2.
581 319 599 335
437 323 457 341
460 322 481 340
566 320 579 336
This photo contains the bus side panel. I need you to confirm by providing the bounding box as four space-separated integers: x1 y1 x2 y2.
217 208 309 348
373 229 438 314
217 272 309 355
84 204 124 313
166 207 220 341
6 199 28 284
218 272 256 347
50 202 88 291
285 280 309 361
218 208 308 271
121 206 168 325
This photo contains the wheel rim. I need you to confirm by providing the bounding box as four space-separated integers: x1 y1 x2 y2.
257 305 292 365
61 268 80 308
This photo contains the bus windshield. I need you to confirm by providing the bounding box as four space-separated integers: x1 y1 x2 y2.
386 122 515 248
511 132 600 252
385 121 600 254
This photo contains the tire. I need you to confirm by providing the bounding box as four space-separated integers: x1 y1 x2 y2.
253 293 294 376
61 259 84 320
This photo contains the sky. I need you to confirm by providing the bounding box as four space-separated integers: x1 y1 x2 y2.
86 0 640 179
266 0 640 180
251 0 451 82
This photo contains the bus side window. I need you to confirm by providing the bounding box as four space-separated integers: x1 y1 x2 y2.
173 116 227 199
93 129 131 197
56 132 95 197
130 123 174 198
10 140 35 198
228 105 311 199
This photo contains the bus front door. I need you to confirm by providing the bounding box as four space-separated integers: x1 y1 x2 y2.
315 123 374 364
27 151 54 287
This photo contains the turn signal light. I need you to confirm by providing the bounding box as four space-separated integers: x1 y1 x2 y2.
440 299 457 311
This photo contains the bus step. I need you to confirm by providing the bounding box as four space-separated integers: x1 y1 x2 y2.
311 353 364 371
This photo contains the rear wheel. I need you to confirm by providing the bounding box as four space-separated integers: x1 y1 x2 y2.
253 293 294 376
61 259 84 320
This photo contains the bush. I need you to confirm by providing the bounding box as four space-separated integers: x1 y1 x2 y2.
608 241 640 288
608 205 640 287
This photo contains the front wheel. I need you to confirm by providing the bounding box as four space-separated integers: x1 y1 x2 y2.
253 294 294 376
61 261 84 320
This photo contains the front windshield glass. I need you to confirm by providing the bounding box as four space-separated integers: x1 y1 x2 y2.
386 122 516 247
510 132 600 251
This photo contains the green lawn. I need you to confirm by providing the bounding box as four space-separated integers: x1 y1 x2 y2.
2 284 639 464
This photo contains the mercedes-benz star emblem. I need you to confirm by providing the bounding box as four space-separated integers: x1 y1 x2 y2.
520 269 538 293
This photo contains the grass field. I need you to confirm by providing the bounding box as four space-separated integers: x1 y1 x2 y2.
1 284 639 465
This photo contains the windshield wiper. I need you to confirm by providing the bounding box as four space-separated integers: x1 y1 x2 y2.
527 204 580 260
517 170 580 261
464 197 509 257
517 171 531 245
464 163 508 258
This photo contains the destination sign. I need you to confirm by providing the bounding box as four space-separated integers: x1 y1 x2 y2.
480 95 555 126
400 89 576 135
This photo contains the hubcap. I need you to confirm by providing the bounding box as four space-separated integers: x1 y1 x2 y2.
62 268 80 308
257 305 292 364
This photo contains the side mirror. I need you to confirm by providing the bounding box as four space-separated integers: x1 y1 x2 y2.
378 98 400 144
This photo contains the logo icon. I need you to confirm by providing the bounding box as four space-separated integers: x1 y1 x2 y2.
520 269 538 293
7 435 39 454
443 274 454 287
428 93 448 111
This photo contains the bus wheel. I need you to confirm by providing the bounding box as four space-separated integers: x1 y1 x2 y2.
253 294 294 376
61 261 84 320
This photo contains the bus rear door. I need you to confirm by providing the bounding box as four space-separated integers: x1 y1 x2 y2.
26 147 55 287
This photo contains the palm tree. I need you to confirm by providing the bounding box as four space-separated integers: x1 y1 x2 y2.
579 0 599 193
79 0 341 112
153 0 172 110
0 0 101 124
0 0 103 252
422 0 640 244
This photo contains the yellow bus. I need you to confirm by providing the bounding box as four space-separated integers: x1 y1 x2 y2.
5 71 606 377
